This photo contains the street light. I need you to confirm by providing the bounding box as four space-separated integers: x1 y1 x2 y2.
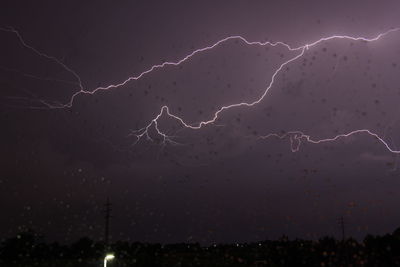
104 254 115 267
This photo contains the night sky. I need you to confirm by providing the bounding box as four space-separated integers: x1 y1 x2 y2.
1 0 400 244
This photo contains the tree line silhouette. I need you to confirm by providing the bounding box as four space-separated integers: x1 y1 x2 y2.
2 228 400 266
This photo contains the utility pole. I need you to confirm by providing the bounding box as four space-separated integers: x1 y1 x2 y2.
104 198 112 249
338 216 345 241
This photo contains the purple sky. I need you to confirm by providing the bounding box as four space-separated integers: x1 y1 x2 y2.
1 0 400 244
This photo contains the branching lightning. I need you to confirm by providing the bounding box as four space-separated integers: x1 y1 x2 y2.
259 129 400 154
2 26 400 153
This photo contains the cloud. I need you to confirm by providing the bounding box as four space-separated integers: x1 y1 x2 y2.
359 152 395 162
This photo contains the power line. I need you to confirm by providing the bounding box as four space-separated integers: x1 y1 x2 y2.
104 198 112 248
338 216 345 241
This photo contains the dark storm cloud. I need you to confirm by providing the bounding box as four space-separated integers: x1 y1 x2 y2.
1 0 400 243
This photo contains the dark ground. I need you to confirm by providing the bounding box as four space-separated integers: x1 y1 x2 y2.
2 228 400 266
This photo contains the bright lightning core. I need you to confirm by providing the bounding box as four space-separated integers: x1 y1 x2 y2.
1 26 400 154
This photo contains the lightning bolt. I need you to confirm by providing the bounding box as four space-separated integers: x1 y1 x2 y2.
259 129 400 154
2 26 400 153
0 27 83 91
